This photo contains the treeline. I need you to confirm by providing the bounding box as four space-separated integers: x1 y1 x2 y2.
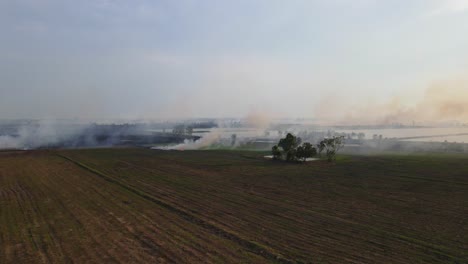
172 121 218 135
272 133 344 162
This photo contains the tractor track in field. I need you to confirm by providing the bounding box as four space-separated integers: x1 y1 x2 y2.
98 157 467 263
56 154 298 264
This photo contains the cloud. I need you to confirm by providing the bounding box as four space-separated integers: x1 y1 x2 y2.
14 20 47 34
143 51 188 67
425 0 468 16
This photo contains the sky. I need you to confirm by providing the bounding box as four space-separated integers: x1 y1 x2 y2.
1 0 468 121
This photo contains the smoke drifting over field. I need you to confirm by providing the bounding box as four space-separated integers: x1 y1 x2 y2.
315 80 468 126
0 121 201 150
0 121 83 149
245 110 272 129
154 130 222 151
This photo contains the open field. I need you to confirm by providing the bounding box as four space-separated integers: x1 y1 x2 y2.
1 149 467 263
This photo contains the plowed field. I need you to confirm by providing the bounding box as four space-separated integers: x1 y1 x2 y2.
1 149 467 263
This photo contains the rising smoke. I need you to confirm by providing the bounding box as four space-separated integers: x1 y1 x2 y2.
153 129 222 150
3 80 468 151
0 120 85 149
315 80 468 126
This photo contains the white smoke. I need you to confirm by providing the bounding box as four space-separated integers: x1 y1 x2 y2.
152 129 222 150
0 120 81 150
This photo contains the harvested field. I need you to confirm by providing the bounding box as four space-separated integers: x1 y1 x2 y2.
1 149 467 263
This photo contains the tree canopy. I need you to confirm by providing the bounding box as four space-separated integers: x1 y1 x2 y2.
272 133 317 162
272 133 344 162
317 136 345 162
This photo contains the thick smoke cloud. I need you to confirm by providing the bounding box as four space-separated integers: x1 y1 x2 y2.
153 111 274 151
315 80 468 125
0 121 164 150
153 130 222 151
0 121 87 149
245 110 272 129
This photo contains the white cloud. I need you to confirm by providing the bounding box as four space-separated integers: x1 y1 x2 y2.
426 0 468 16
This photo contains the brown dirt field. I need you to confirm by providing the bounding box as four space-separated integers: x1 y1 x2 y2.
1 149 468 263
0 151 268 263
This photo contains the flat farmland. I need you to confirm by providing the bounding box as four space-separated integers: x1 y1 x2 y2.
1 149 467 263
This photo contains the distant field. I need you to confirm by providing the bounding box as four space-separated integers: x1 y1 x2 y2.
1 149 467 263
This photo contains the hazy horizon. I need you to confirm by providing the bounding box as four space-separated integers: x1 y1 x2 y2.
2 0 468 124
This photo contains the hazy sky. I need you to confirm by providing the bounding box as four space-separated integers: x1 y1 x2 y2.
1 0 468 120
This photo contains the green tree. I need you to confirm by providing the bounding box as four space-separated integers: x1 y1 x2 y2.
273 133 320 162
296 142 317 162
271 145 282 159
278 133 301 161
318 136 345 162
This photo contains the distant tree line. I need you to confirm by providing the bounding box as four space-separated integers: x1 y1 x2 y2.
272 133 344 162
171 121 218 136
172 125 193 135
189 121 218 129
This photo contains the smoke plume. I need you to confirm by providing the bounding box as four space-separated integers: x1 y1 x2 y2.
153 130 222 150
245 110 272 129
315 80 468 125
